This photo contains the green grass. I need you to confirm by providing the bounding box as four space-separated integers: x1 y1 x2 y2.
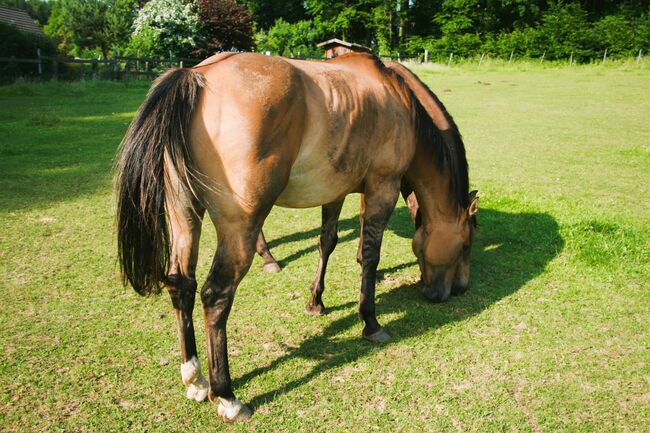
1 64 648 432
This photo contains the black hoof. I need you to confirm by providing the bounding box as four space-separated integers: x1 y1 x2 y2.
305 301 325 316
363 327 391 343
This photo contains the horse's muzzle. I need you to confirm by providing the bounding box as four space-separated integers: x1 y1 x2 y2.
422 282 451 303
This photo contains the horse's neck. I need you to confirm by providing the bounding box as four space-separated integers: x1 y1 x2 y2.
406 156 457 228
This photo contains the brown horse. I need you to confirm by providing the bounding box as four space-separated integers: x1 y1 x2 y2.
115 52 477 422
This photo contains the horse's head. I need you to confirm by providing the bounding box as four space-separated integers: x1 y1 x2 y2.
411 190 478 302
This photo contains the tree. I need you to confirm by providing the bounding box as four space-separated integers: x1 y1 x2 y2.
130 0 202 58
244 0 306 30
44 0 137 57
193 0 254 56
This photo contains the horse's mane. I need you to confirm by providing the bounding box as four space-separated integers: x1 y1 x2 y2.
383 61 470 213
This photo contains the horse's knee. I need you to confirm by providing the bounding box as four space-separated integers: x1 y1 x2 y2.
167 275 197 309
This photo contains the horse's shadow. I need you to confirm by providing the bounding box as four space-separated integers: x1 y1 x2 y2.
239 207 563 409
268 204 414 268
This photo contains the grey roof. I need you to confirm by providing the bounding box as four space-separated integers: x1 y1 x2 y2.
0 6 44 36
317 38 370 52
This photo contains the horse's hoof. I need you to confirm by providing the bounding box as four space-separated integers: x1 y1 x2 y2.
263 262 281 273
363 327 391 343
305 302 325 316
185 376 209 402
218 398 253 423
181 356 209 402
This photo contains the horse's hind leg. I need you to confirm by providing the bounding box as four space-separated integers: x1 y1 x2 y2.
166 199 209 402
356 194 365 265
256 230 281 273
306 200 345 316
201 219 262 422
359 177 401 343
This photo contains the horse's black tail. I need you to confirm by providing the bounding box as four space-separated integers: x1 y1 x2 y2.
115 68 205 296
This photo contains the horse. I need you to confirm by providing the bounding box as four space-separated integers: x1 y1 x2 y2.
115 52 478 422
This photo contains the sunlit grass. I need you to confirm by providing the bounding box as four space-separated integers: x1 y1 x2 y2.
0 65 648 432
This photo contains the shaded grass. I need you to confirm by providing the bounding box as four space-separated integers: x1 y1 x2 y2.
1 66 648 432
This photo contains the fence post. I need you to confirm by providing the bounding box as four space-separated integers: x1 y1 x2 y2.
113 49 118 79
92 59 98 79
424 49 428 63
540 50 546 64
448 52 453 67
602 48 608 65
180 60 184 68
569 52 573 66
36 47 42 75
397 52 400 63
478 53 485 68
638 49 643 64
52 58 58 80
508 50 513 65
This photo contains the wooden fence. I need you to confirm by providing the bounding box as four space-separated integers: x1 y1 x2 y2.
0 51 205 82
1 49 645 83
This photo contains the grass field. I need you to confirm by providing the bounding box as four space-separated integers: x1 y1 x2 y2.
1 63 649 432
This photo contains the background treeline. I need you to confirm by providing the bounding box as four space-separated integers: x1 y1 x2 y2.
2 0 650 62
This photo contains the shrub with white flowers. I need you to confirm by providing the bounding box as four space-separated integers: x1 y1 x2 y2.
130 0 202 57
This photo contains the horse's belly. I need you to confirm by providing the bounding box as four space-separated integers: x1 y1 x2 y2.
275 168 358 208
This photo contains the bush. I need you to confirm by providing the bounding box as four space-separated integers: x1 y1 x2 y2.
635 12 650 54
590 15 637 57
129 0 202 58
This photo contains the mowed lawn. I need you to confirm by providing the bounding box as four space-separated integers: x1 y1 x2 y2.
1 63 648 432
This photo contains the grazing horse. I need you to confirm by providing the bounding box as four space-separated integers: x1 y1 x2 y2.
115 52 477 422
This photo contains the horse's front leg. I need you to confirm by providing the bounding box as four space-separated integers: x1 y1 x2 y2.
359 178 401 343
256 230 281 273
201 227 257 422
306 200 345 315
166 203 209 402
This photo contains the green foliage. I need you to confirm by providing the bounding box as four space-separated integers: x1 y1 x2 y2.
129 0 202 58
44 0 137 58
244 0 306 29
635 12 650 53
6 0 650 62
591 15 637 57
256 18 323 57
400 1 649 61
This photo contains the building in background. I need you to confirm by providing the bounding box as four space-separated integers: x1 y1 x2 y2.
317 38 371 59
0 6 44 36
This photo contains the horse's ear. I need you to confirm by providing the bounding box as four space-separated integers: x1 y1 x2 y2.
468 190 479 216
